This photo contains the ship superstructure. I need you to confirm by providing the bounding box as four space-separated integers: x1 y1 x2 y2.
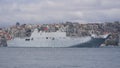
7 27 92 47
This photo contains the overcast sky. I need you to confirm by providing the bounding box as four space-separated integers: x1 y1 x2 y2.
0 0 120 27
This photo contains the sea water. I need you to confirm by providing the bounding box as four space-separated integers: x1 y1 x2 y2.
0 47 120 68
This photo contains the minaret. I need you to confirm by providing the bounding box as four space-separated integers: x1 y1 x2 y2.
16 22 20 27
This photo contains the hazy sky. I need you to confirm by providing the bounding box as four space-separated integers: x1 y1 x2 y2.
0 0 120 26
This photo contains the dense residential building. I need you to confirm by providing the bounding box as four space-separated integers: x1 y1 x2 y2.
0 21 120 46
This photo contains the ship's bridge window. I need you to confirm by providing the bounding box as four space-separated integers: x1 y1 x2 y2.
46 37 48 39
52 37 55 40
25 39 30 41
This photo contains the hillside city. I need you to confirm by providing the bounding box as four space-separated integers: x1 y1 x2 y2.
0 21 120 47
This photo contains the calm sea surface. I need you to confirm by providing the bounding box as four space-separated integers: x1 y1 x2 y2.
0 47 120 68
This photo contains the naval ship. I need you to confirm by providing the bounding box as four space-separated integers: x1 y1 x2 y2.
7 26 109 47
7 28 92 47
6 22 110 47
